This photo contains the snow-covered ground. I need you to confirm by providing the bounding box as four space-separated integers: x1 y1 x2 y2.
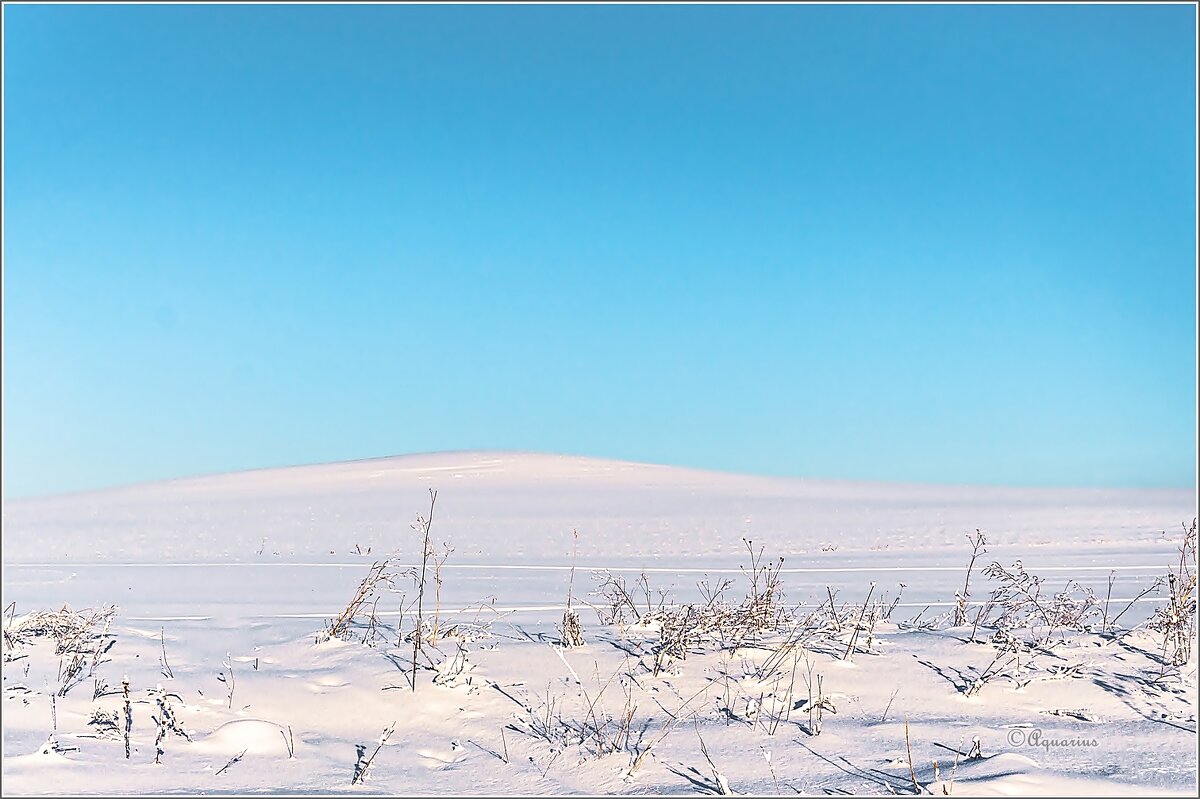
2 451 1196 795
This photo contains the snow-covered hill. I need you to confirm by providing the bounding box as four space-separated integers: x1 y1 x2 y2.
3 451 1192 565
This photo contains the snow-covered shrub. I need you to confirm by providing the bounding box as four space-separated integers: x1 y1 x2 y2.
981 560 1099 647
1149 518 1198 669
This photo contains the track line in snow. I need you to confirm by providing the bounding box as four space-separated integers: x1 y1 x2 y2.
244 596 1170 621
126 615 214 621
4 562 1172 573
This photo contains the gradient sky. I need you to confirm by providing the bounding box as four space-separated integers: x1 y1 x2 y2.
2 3 1196 498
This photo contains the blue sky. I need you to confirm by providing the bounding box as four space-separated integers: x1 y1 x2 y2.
2 3 1196 497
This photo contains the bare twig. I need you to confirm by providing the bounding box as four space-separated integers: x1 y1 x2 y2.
215 748 248 776
160 628 174 679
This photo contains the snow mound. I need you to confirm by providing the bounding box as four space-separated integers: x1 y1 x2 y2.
193 719 290 757
927 752 1187 796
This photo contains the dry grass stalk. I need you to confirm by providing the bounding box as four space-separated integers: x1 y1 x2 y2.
561 529 585 648
281 725 296 758
352 722 396 784
954 531 988 627
326 560 392 641
625 682 711 778
412 489 438 691
122 678 132 760
150 684 190 764
215 748 248 776
159 628 174 679
695 721 733 795
218 653 236 709
803 665 835 736
904 716 920 794
430 541 453 646
843 583 876 661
